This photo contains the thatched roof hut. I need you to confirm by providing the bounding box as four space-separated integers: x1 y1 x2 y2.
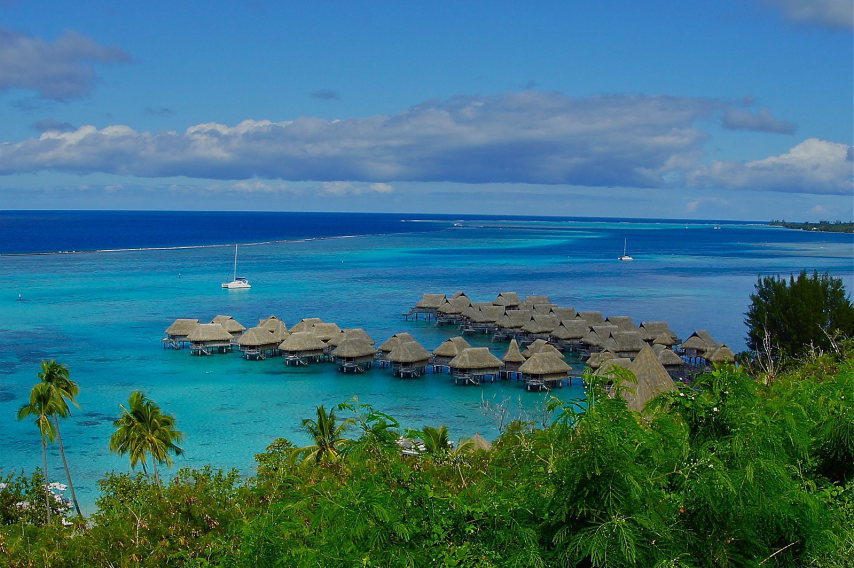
331 338 377 372
577 311 604 323
501 339 526 369
622 345 676 412
522 339 549 357
165 318 200 340
387 340 431 378
605 316 637 332
237 327 278 349
279 331 327 361
290 318 323 333
519 351 571 390
310 322 342 342
595 357 632 377
449 347 503 375
652 331 677 347
552 320 590 341
415 293 447 309
328 328 375 347
532 303 555 315
493 292 521 308
524 295 552 306
470 305 505 324
585 350 616 370
706 344 736 364
378 333 415 356
437 295 472 317
550 307 577 320
211 315 246 336
608 331 646 358
639 321 676 342
657 347 685 369
259 315 287 332
522 314 559 335
187 323 233 354
433 336 473 362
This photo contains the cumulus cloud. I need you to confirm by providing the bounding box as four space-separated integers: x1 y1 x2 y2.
722 107 796 134
0 92 724 187
764 0 853 30
688 138 853 194
0 27 131 100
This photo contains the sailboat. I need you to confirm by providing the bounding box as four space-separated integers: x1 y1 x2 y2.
617 238 634 261
221 244 251 289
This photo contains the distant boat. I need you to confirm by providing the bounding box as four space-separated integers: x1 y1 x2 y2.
618 238 634 261
713 225 721 230
222 244 251 289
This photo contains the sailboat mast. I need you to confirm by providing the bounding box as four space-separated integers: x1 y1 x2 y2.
233 245 238 280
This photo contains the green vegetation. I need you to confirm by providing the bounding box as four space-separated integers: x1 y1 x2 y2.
770 220 854 233
745 270 854 361
2 343 853 567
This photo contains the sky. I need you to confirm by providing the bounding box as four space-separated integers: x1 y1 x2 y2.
0 0 851 220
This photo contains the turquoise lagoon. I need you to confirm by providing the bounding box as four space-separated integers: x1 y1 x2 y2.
0 214 851 513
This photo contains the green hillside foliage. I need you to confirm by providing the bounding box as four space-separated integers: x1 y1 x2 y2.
2 344 853 567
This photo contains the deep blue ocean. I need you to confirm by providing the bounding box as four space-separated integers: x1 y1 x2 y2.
1 210 851 513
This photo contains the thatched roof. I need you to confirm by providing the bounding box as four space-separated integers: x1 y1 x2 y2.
470 433 492 451
279 331 327 352
311 322 342 342
577 311 604 323
639 321 675 342
187 323 232 342
581 329 606 347
328 328 375 347
551 307 577 320
657 348 685 367
438 295 471 315
416 293 447 309
605 316 637 332
331 338 377 358
507 310 534 327
211 315 246 334
290 318 323 333
470 305 505 324
379 332 415 353
387 340 431 364
532 303 555 315
653 332 676 347
681 334 710 352
553 320 589 340
433 336 472 357
524 295 552 306
522 339 550 357
259 315 288 332
610 331 646 353
586 350 616 370
165 318 199 336
493 292 521 307
519 352 571 375
707 345 736 363
502 339 526 363
623 345 677 412
237 327 278 348
523 314 559 334
449 347 503 370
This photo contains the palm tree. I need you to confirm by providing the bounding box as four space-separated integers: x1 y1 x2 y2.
109 391 184 487
37 360 82 517
17 382 59 523
296 405 353 463
418 425 452 454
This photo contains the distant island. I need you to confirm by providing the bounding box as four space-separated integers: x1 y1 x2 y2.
770 220 854 233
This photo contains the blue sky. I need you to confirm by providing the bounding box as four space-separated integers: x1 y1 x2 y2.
0 0 851 220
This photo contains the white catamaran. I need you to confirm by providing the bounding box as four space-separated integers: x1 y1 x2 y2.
618 238 634 261
222 244 251 289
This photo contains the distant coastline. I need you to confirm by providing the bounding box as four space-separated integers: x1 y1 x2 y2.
770 220 854 234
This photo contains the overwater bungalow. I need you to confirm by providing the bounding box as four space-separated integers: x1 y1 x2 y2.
620 345 677 412
522 338 549 357
522 314 559 340
432 336 472 370
680 330 720 360
652 331 677 348
576 310 604 324
550 319 590 350
605 331 646 359
605 316 638 332
448 347 503 385
290 317 323 333
211 315 246 339
187 323 233 356
163 318 200 349
436 295 472 325
327 328 375 348
468 305 505 333
550 306 577 320
518 351 571 391
492 292 521 308
654 345 687 380
377 332 415 363
310 322 342 344
331 338 377 373
387 340 431 378
595 357 632 378
585 350 616 370
501 338 526 379
259 315 287 332
706 344 736 365
279 331 327 365
639 321 677 343
237 327 279 360
531 303 555 315
410 293 447 320
523 295 553 307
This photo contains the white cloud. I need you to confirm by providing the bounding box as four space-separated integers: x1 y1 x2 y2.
722 107 795 134
0 92 723 187
0 27 131 100
688 138 853 194
764 0 853 30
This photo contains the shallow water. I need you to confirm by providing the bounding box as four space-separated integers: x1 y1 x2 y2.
1 214 851 513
